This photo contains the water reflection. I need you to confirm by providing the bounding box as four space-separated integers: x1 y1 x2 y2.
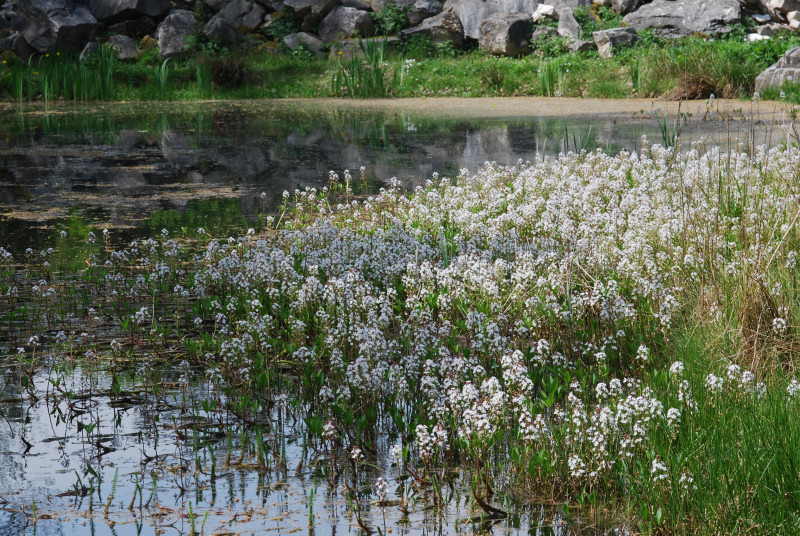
1 100 777 255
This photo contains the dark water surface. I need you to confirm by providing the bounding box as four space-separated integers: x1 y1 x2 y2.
0 99 779 255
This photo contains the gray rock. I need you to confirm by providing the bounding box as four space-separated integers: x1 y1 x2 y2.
408 0 443 26
329 36 399 58
79 40 98 60
593 26 637 58
478 12 532 55
755 46 800 91
88 0 169 24
107 16 156 38
0 31 36 59
770 0 800 14
532 3 557 22
157 9 197 58
209 0 265 30
569 38 594 51
546 0 589 13
531 23 556 39
203 0 231 10
12 0 98 53
284 0 338 18
443 0 538 40
318 6 374 43
757 22 790 35
622 0 741 37
203 16 238 46
283 30 325 55
556 6 579 39
341 0 371 9
402 9 464 45
108 33 138 59
610 0 640 15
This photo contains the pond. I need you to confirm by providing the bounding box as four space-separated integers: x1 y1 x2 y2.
0 99 793 536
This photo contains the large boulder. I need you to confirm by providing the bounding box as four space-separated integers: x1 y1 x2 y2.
409 0 443 26
546 0 590 13
203 16 238 46
443 0 537 40
622 0 741 37
611 0 642 15
208 0 265 31
283 31 325 56
556 5 579 38
478 12 532 55
87 0 169 24
770 0 800 14
203 0 231 10
0 31 37 59
593 26 638 58
108 33 138 59
402 9 464 45
755 46 800 91
12 0 97 53
157 9 197 58
318 6 374 42
107 16 156 37
284 0 338 18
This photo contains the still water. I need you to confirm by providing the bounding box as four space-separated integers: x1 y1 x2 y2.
0 100 782 535
0 99 781 254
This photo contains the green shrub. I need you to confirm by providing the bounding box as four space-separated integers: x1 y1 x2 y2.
370 4 409 36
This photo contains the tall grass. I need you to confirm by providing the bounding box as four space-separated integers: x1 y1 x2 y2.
196 56 212 100
331 38 392 98
153 58 171 100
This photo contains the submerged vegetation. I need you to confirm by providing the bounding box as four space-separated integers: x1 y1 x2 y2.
4 138 800 533
2 19 800 102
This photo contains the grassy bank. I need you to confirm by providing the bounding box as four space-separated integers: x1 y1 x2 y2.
2 20 800 103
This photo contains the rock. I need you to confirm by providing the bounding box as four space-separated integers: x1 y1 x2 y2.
209 0 265 31
203 0 231 10
569 37 594 51
478 12 532 55
79 40 98 60
755 46 800 91
532 3 557 22
12 0 98 53
770 0 800 13
203 16 238 46
371 0 413 12
329 36 399 58
402 9 464 45
756 22 789 35
107 16 156 38
592 26 637 58
547 0 590 13
283 30 325 55
408 0 443 26
0 31 36 59
789 10 800 29
284 0 338 18
87 0 169 24
531 24 556 39
341 0 371 9
751 13 772 24
610 0 640 15
108 33 138 59
318 6 374 43
622 0 741 37
556 6 579 38
747 32 771 41
443 0 538 40
156 9 197 58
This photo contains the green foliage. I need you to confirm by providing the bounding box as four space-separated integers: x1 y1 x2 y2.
265 11 301 42
530 32 570 58
370 4 409 36
331 38 393 97
401 34 457 59
574 5 621 40
196 56 212 99
153 58 171 100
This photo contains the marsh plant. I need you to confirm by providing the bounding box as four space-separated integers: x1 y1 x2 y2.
4 140 800 533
